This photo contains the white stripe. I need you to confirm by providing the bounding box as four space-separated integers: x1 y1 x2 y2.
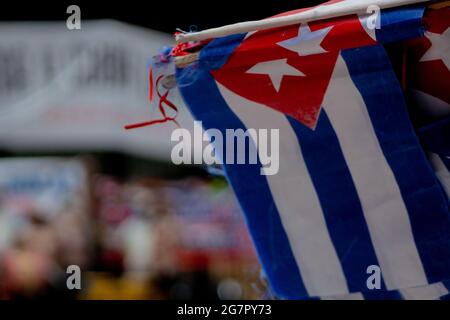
216 81 349 297
322 55 428 290
400 282 449 300
429 152 450 198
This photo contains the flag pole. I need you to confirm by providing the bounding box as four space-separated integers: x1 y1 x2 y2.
175 0 430 43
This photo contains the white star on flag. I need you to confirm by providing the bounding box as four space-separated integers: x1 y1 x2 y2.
246 58 305 92
277 24 333 56
420 28 450 70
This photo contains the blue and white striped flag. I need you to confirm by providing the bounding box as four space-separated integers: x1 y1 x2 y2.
176 3 450 299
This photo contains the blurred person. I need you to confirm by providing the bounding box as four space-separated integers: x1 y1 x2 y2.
1 239 53 299
1 212 58 299
152 208 181 276
174 252 219 300
148 205 183 299
117 183 157 278
117 213 155 279
52 208 91 268
0 210 79 299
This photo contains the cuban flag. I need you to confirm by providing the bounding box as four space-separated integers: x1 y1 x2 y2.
405 5 450 200
176 4 450 299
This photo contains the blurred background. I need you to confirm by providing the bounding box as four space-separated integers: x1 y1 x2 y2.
0 0 322 300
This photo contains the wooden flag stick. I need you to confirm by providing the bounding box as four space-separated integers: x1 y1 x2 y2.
429 0 450 8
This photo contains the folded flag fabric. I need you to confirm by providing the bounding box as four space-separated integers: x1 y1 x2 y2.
404 5 450 199
420 119 450 200
428 151 450 199
319 279 450 300
175 3 450 299
406 5 450 122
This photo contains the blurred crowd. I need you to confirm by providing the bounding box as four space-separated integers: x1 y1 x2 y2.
0 157 266 300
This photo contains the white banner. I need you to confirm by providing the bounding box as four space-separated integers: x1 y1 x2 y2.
0 20 195 161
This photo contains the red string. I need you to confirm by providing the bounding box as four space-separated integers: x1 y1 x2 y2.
124 73 179 130
149 67 154 103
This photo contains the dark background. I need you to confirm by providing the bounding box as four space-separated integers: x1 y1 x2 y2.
0 0 325 33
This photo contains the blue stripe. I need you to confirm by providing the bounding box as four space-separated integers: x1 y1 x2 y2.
288 112 386 292
376 5 425 44
440 280 450 300
442 280 450 290
176 49 307 299
362 289 403 300
342 45 450 284
418 117 450 201
440 294 450 300
439 280 450 299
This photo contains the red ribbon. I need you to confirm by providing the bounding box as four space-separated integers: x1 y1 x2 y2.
124 71 179 130
149 67 154 103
